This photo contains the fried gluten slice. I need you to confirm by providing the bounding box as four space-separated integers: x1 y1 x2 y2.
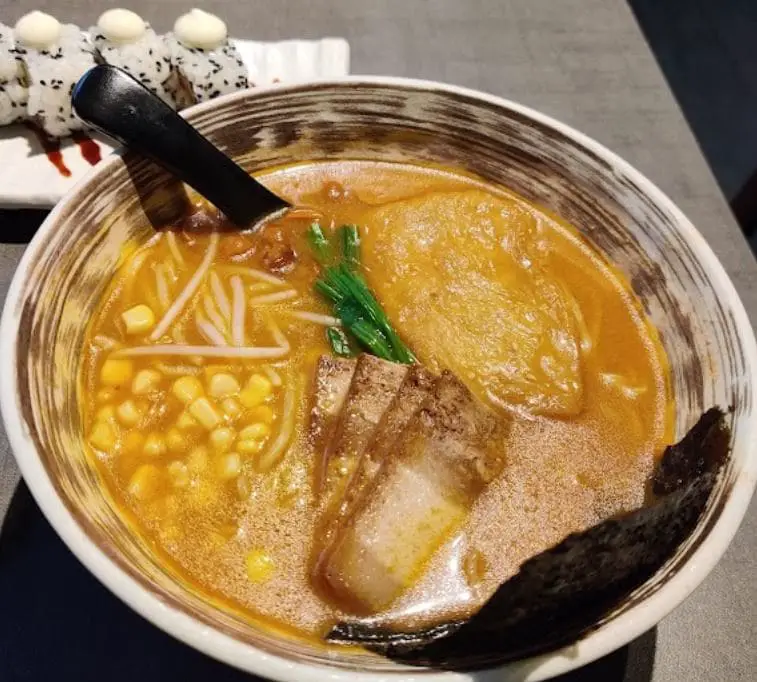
309 355 357 491
333 364 437 532
318 371 509 615
319 354 409 512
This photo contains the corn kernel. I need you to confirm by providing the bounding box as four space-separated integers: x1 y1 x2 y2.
95 405 117 423
167 460 190 488
187 446 209 473
248 373 273 393
116 400 142 427
189 396 221 430
143 433 167 457
208 372 241 398
100 358 133 387
239 373 272 408
121 304 156 335
176 410 199 430
128 464 161 501
221 398 242 420
166 427 187 453
217 523 238 539
237 439 264 456
96 388 115 403
132 369 162 395
122 431 145 454
172 376 203 404
239 423 270 440
209 426 236 453
203 364 230 378
215 452 241 480
245 549 274 583
249 405 275 425
89 421 117 452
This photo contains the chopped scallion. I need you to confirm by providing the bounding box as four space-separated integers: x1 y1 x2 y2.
307 225 415 363
340 224 361 268
327 327 354 357
307 223 332 265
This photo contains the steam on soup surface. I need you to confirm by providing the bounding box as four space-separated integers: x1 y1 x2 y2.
81 161 672 641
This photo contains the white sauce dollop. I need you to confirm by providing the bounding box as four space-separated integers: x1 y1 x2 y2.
97 8 146 44
14 11 61 49
174 9 227 50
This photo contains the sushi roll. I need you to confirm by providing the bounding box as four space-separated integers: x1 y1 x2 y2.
165 9 248 105
13 11 95 137
0 23 28 125
91 9 187 108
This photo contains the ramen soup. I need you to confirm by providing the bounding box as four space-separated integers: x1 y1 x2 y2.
81 161 672 641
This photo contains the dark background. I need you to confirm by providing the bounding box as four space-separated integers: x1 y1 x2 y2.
630 0 757 246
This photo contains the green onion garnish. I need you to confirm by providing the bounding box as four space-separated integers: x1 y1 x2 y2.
309 225 415 364
340 224 361 268
327 326 354 357
307 222 333 266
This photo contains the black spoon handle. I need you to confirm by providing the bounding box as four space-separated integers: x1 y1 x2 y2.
71 65 289 227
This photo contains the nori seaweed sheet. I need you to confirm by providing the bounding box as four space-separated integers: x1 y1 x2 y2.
327 407 730 669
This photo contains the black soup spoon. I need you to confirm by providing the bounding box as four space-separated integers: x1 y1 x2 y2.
71 64 289 227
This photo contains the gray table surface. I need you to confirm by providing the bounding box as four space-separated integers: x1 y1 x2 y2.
0 1 755 680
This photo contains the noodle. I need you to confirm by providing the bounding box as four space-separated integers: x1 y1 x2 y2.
265 315 290 351
203 294 229 341
257 382 296 472
287 310 342 326
218 264 285 286
209 270 232 320
196 311 227 346
166 230 185 267
150 233 219 341
155 264 170 311
230 275 246 346
114 344 289 359
263 366 283 387
155 362 202 376
249 290 298 306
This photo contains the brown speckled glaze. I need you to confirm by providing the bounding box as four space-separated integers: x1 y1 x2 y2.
7 81 757 674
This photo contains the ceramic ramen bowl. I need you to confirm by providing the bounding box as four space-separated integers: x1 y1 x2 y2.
1 78 756 682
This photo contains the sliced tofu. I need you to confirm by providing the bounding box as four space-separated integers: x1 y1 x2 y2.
319 354 408 514
309 355 357 491
318 371 509 615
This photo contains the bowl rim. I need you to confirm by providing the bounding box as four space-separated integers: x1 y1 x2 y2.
2 75 757 682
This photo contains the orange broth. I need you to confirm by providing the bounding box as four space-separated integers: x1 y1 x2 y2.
80 161 672 639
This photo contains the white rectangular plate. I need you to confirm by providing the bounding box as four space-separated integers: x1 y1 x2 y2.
0 38 350 208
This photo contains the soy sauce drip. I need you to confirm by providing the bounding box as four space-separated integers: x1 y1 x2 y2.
27 124 71 177
72 132 102 166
